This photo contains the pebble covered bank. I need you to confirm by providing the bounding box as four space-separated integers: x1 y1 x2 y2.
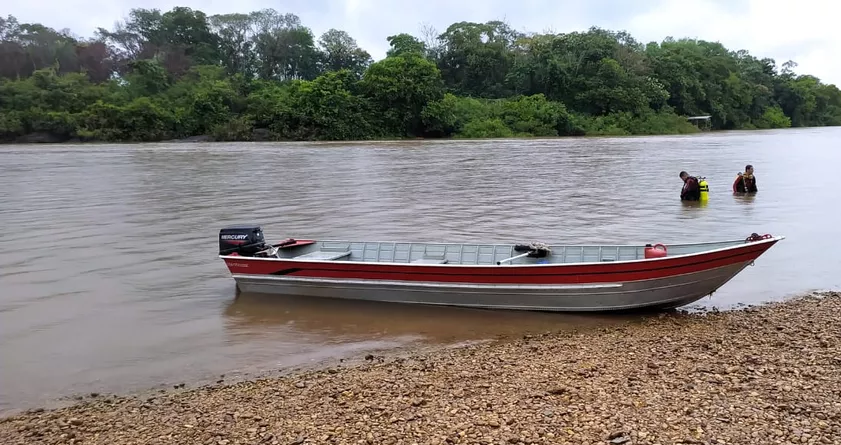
2 292 840 445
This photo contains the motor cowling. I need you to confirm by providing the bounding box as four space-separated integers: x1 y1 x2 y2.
219 225 267 256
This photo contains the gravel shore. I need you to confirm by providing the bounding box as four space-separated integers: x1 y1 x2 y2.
2 291 840 445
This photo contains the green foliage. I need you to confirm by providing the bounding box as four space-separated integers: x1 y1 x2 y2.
421 93 487 137
496 94 573 136
272 70 381 140
574 108 701 136
124 60 172 97
422 93 576 138
754 105 792 129
1 9 840 143
0 111 25 141
459 118 514 138
386 33 426 58
318 29 372 78
359 53 445 136
212 115 254 141
79 97 176 141
26 109 79 138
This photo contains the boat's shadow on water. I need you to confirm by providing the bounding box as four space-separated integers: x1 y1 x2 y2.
221 292 674 344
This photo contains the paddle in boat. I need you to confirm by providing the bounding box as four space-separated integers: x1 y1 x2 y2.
218 225 783 312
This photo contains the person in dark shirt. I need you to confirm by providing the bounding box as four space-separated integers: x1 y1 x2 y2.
733 164 758 193
679 171 701 201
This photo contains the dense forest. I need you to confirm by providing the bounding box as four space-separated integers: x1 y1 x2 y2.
1 7 840 143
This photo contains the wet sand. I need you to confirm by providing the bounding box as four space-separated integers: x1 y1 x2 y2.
3 290 839 445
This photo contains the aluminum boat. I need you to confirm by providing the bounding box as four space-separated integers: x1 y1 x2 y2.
218 225 783 312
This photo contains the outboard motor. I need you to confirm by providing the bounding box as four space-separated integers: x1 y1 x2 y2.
219 225 267 256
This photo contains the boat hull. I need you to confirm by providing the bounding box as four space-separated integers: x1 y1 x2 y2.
221 235 781 312
229 260 754 312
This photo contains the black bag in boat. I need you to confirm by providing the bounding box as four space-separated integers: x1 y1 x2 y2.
513 243 551 258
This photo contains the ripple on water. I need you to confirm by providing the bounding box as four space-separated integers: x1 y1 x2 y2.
1 129 840 413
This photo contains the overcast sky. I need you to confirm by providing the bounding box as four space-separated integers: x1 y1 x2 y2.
6 0 840 86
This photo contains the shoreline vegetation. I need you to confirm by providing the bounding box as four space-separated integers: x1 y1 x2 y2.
2 9 841 145
2 291 839 443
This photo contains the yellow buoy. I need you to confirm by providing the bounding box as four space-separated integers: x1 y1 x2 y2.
699 177 709 201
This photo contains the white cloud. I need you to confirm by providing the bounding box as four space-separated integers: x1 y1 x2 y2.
626 0 841 85
5 0 840 85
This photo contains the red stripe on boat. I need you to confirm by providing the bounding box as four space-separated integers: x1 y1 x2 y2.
222 240 777 285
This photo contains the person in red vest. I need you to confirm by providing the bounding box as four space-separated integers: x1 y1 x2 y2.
679 171 701 201
733 164 758 193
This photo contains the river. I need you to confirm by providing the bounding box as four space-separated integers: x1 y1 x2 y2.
1 127 839 414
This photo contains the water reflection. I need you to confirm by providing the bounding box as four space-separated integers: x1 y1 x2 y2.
678 200 710 218
222 292 633 343
733 193 758 204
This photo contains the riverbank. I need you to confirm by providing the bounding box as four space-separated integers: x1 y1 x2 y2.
2 117 701 146
3 126 812 146
2 291 839 445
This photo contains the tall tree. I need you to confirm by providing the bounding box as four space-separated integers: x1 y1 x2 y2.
360 52 445 136
209 13 256 77
317 29 371 77
436 20 523 98
250 9 319 81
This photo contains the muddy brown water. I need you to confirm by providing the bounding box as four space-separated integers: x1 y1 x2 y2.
1 128 840 414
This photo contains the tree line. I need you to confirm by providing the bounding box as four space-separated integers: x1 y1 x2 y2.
1 7 839 143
